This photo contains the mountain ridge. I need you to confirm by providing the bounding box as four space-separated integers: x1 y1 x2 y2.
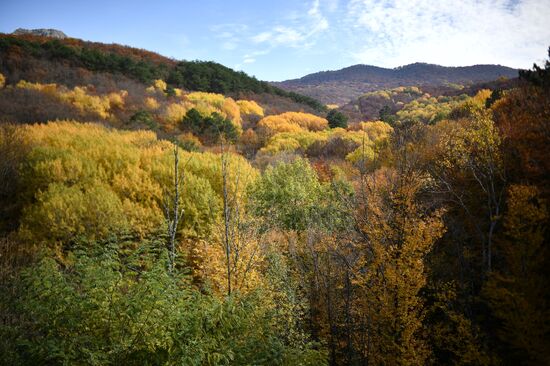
274 62 518 105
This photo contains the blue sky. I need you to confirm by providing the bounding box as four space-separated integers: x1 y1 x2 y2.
1 0 549 81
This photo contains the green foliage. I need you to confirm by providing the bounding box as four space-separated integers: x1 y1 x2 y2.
0 239 327 365
249 158 323 232
182 108 238 143
181 108 204 134
326 109 348 129
249 158 351 233
130 110 157 129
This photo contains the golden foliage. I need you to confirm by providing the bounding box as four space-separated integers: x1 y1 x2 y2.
0 73 5 88
16 80 126 119
16 80 58 94
176 132 202 148
185 92 242 127
144 96 160 110
257 112 328 136
257 121 393 166
354 167 445 365
146 79 167 93
236 100 264 117
358 120 394 140
16 121 257 248
153 79 167 91
107 91 126 109
164 102 190 126
161 92 246 133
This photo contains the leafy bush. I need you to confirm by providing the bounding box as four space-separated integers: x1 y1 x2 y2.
1 239 327 365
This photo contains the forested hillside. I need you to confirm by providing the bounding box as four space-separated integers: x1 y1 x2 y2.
0 29 549 365
338 77 519 123
0 34 326 113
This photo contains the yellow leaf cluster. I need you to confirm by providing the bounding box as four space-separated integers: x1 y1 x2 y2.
164 102 191 127
257 112 328 136
16 80 58 94
144 97 160 110
0 72 5 88
185 92 242 127
153 79 167 91
358 120 394 141
236 100 264 117
162 92 245 132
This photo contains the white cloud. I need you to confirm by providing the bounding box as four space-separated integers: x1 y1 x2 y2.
250 0 330 48
251 31 273 44
346 0 550 68
243 57 256 64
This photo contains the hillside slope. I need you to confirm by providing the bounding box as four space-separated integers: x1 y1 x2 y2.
274 63 518 105
0 33 326 113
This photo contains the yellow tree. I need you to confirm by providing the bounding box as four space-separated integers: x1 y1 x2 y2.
353 163 445 365
428 108 505 274
483 185 549 365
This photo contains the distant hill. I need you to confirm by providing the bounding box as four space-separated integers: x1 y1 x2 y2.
274 63 518 105
0 32 326 113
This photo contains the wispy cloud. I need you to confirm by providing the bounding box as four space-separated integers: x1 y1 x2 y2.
210 23 249 52
250 0 329 48
225 1 332 72
346 0 550 68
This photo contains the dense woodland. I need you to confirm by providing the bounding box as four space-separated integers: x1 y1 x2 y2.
0 33 549 365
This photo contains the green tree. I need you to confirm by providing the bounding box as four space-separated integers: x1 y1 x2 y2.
129 110 157 129
181 108 204 135
249 158 323 232
326 109 348 129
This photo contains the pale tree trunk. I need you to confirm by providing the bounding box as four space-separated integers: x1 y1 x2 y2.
221 138 232 296
164 143 184 273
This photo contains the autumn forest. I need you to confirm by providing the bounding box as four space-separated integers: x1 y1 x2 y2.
0 29 549 366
